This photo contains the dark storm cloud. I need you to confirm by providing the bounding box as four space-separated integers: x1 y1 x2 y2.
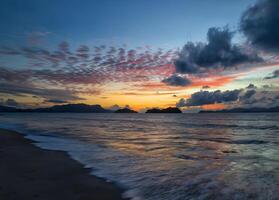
240 89 257 100
176 89 242 107
265 69 279 79
174 27 262 74
241 90 279 107
161 74 191 86
177 84 279 108
240 0 279 52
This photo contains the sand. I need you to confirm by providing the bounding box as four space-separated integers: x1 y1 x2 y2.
0 128 128 200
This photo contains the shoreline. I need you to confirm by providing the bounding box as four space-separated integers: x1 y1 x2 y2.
0 128 128 200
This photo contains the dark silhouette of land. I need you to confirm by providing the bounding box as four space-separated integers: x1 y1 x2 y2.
0 104 181 113
0 104 111 113
114 108 137 113
200 106 279 113
2 104 278 114
146 107 182 113
0 129 127 200
0 106 19 112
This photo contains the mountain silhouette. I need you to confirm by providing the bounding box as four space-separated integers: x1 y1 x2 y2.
0 104 111 113
114 108 137 113
146 107 182 113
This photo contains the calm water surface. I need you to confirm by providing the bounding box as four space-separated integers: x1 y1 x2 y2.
0 113 278 200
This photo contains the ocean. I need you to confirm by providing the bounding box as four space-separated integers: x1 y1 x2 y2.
0 113 278 200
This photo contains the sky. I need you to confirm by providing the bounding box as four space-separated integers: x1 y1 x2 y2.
0 0 278 111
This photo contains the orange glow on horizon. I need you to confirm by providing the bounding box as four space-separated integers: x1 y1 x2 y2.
201 103 226 110
191 75 236 88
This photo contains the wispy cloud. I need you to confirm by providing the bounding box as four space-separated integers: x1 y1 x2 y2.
0 82 84 102
0 43 177 86
0 98 20 107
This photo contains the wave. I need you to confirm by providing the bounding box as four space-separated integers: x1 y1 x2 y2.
1 113 279 200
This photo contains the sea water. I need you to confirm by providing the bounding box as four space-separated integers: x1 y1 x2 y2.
0 113 278 200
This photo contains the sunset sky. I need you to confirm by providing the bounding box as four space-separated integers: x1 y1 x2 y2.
0 0 278 111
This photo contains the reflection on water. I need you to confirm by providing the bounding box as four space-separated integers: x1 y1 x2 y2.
0 113 279 200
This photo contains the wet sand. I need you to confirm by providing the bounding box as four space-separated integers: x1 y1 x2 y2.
0 128 127 200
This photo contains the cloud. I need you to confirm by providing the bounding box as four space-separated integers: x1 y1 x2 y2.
0 98 20 107
240 89 256 100
240 90 279 107
26 31 52 46
44 99 68 104
177 89 242 107
161 74 191 86
240 0 279 52
0 43 176 87
176 98 187 108
0 83 84 102
265 69 279 79
202 85 210 89
0 67 31 83
246 83 257 89
174 27 262 74
124 105 131 109
108 104 121 111
0 43 177 102
108 104 132 110
262 84 271 88
177 84 279 108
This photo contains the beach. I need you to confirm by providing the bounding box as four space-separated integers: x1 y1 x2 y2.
0 128 127 200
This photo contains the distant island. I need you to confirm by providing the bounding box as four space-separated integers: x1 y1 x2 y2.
0 104 111 113
200 106 279 113
146 107 182 113
114 108 137 113
0 104 183 113
2 104 279 114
